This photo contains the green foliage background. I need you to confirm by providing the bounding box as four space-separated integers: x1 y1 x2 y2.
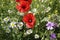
0 0 60 40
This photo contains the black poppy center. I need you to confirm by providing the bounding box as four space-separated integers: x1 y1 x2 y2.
25 0 28 1
28 19 32 23
22 6 26 9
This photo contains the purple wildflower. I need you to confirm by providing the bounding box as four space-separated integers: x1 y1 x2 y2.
46 21 55 30
50 33 56 40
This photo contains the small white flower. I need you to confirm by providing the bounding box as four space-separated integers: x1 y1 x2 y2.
26 29 33 35
8 10 12 13
34 34 39 39
10 22 16 28
45 7 51 12
3 17 10 22
17 22 23 29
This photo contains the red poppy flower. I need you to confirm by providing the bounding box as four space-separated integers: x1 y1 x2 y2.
23 13 36 28
16 0 20 2
20 0 32 4
16 1 30 13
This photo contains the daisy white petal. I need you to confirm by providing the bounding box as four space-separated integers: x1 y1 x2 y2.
10 22 17 28
17 22 23 29
34 34 39 39
26 29 33 35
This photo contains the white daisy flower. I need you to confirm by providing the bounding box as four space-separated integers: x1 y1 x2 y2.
10 22 16 28
34 34 39 39
3 17 10 23
26 29 33 35
17 22 23 29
